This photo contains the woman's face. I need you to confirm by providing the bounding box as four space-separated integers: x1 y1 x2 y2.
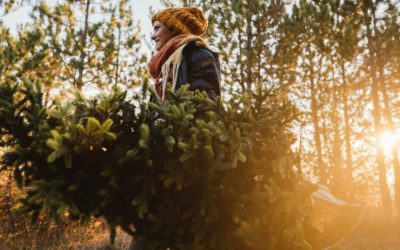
151 20 175 51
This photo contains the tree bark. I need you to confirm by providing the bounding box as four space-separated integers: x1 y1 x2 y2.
340 60 353 179
376 52 400 211
245 1 253 92
77 0 91 89
330 68 344 195
308 47 327 184
363 6 392 210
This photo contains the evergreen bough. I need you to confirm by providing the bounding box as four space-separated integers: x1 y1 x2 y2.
0 79 315 249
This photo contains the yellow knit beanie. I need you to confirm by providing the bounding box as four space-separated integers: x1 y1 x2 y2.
152 7 207 36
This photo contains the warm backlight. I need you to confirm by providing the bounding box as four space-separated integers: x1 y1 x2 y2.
379 130 399 150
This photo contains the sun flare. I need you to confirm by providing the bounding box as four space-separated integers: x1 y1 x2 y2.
379 130 399 150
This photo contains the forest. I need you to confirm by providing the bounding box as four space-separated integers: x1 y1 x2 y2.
0 0 399 249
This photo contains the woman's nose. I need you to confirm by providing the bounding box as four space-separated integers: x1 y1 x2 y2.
151 32 156 40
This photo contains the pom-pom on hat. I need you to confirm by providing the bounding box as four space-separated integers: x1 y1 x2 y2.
152 7 207 36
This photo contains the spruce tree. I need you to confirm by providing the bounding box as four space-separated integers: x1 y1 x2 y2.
0 80 315 249
29 0 146 93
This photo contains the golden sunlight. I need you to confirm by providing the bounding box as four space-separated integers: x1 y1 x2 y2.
379 130 399 150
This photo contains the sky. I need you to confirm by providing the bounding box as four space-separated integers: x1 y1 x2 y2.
0 0 164 43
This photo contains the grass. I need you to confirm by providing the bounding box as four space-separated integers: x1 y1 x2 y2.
1 172 400 249
2 209 400 249
0 218 132 250
0 173 131 249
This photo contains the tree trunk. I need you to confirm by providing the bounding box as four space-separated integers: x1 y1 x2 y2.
238 19 245 92
245 1 253 92
5 172 15 231
340 60 353 181
308 49 327 184
363 7 392 210
376 54 400 211
115 24 121 87
330 69 344 195
77 0 91 89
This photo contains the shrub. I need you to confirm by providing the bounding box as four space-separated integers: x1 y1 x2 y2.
0 79 315 249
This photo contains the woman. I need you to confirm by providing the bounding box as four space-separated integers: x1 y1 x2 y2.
148 7 221 101
129 7 220 250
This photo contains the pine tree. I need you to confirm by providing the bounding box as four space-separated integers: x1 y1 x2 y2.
162 0 293 99
360 0 392 210
28 0 146 93
0 0 30 14
327 0 363 198
0 80 315 249
285 0 332 184
372 0 400 211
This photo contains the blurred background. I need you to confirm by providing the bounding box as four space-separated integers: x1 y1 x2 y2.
0 0 399 249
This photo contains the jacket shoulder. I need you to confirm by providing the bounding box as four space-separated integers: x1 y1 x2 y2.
183 42 218 62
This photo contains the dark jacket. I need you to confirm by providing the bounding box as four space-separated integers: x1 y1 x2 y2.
175 41 221 99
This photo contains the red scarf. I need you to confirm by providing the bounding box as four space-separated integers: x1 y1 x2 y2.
148 34 209 100
148 34 189 99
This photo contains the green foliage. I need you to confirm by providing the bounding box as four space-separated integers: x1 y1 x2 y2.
0 79 314 249
0 0 30 15
0 24 46 82
0 0 146 97
29 0 146 91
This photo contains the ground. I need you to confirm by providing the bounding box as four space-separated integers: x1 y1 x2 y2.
332 209 400 250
